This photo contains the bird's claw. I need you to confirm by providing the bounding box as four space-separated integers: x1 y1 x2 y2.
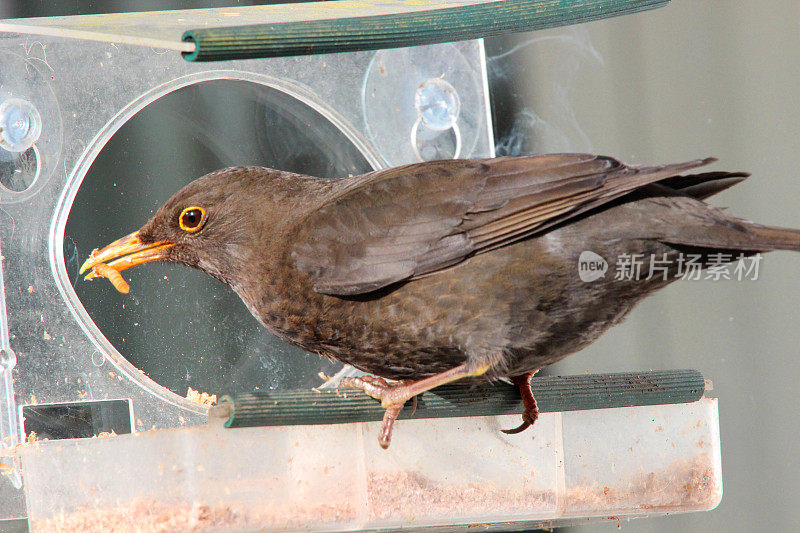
340 364 493 449
340 375 393 400
340 375 415 449
501 409 537 434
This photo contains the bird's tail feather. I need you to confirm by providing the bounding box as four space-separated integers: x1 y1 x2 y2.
662 221 800 253
744 224 800 252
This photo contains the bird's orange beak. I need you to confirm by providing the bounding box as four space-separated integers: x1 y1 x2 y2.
79 231 174 281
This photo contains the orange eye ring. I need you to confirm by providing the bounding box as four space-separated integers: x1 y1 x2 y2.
179 206 206 232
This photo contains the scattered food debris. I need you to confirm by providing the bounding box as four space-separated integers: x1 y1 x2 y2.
28 455 718 532
186 388 217 406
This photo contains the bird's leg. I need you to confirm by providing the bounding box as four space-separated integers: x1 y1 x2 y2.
341 363 491 449
501 372 539 435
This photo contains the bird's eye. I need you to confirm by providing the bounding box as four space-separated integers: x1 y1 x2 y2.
179 206 206 232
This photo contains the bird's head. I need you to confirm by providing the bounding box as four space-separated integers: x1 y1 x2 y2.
79 166 307 290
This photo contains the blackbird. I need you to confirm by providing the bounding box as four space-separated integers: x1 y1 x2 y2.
80 154 800 448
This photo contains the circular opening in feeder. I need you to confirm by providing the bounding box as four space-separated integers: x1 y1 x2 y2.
64 79 374 399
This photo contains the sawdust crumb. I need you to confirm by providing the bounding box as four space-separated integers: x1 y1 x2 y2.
186 388 217 406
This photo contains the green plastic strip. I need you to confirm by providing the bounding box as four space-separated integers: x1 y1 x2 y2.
219 369 705 428
182 0 669 61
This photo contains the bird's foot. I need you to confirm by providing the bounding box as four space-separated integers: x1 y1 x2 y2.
340 363 492 449
501 372 539 435
340 375 413 449
340 375 397 402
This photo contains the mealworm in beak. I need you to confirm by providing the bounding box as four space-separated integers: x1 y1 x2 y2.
92 263 130 294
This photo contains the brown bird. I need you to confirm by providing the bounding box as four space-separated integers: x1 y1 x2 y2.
80 154 800 448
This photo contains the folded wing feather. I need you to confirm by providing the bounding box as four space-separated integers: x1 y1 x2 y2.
290 154 714 296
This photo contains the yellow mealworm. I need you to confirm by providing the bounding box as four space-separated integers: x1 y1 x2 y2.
92 263 130 294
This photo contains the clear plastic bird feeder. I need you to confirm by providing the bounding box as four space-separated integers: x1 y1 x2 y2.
0 3 720 532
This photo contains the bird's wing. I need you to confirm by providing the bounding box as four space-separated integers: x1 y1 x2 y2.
291 154 715 296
